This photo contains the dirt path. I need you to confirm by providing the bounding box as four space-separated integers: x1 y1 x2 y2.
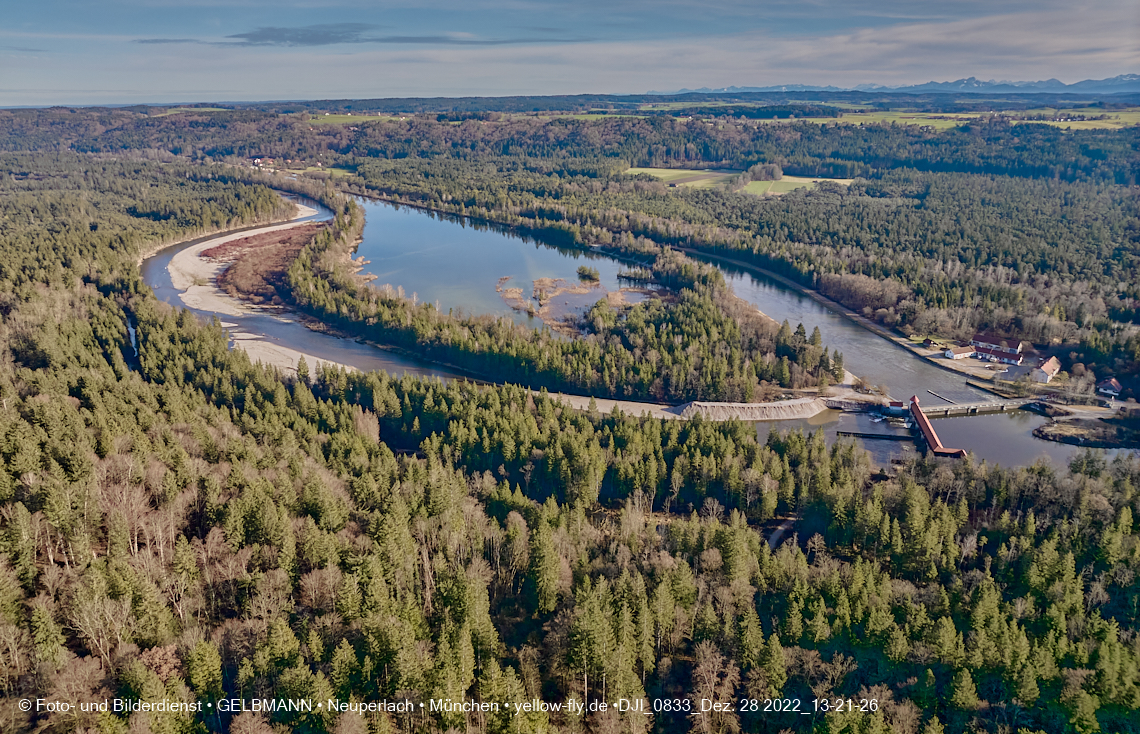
768 517 797 549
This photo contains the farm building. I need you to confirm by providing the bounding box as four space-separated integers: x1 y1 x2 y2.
973 346 1024 365
970 333 1030 356
1033 356 1062 383
1097 378 1122 397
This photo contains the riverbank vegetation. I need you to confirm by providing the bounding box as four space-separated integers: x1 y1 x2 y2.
1 152 1139 734
283 201 843 402
1034 415 1140 450
209 222 328 307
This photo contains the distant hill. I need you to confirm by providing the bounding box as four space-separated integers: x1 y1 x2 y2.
654 74 1140 96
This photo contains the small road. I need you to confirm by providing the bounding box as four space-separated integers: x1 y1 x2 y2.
767 517 798 549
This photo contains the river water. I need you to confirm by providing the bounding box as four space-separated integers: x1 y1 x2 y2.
352 199 635 327
140 195 1132 468
140 197 461 381
709 259 991 404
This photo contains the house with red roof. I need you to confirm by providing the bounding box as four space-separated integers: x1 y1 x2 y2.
1097 378 1122 397
1033 356 1062 383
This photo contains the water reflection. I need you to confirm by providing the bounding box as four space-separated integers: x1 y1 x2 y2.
353 199 634 327
695 255 992 404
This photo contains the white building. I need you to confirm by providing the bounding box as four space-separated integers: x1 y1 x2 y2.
1033 357 1061 383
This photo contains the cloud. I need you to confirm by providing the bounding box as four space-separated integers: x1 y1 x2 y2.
346 34 587 45
134 23 589 48
225 22 380 46
135 38 204 45
10 0 1135 106
0 46 46 52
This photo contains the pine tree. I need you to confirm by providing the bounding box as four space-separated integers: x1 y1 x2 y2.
296 355 310 385
807 596 831 643
738 607 764 671
1016 665 1040 706
186 640 224 699
29 603 65 667
331 639 358 697
885 626 910 663
760 633 787 696
832 351 845 382
950 669 979 710
784 596 804 641
530 521 561 614
921 718 945 734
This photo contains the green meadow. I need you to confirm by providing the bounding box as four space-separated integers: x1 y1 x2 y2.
742 175 853 195
629 169 853 195
626 167 737 188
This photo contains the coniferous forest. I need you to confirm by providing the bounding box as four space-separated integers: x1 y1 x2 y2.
0 106 1138 734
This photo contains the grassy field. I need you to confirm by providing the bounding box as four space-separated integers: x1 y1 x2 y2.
630 168 853 195
626 167 737 188
298 166 354 177
151 107 230 116
785 111 977 129
555 113 641 120
1011 107 1140 129
742 175 853 195
309 114 404 124
768 107 1140 130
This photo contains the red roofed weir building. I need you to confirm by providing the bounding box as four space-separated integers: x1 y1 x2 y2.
909 396 967 458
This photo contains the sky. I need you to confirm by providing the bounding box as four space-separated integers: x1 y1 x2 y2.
1 0 1137 106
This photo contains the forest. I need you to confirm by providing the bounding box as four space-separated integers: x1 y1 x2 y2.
331 150 1140 394
1 108 1136 183
0 113 1138 734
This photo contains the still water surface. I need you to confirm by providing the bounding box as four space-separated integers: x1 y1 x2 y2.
353 199 631 327
707 257 991 404
348 200 1125 466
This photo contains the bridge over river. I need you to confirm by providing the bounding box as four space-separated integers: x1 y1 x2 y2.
919 397 1035 416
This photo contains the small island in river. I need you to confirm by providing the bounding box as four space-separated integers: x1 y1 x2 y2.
1034 413 1140 449
496 275 651 335
205 221 328 307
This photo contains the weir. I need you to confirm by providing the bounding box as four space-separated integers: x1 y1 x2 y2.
918 398 1033 416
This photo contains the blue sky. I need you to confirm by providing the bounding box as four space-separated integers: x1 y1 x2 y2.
1 0 1136 105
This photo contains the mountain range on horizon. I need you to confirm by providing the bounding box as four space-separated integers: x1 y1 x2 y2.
650 74 1140 96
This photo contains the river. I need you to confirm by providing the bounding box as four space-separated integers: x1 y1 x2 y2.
140 197 461 381
140 195 1131 468
709 260 991 404
351 201 637 327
